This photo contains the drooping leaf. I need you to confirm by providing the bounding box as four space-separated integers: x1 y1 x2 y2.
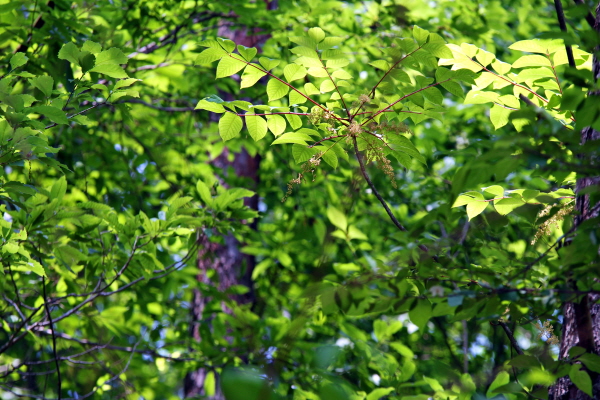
218 112 243 141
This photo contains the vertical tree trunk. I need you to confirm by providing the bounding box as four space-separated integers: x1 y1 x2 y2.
551 4 600 399
183 13 271 399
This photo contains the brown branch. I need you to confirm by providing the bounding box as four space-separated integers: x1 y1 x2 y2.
496 321 524 355
351 136 436 259
42 276 62 400
554 0 577 68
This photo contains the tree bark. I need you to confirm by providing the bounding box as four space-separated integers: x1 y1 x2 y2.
550 3 600 399
183 11 270 399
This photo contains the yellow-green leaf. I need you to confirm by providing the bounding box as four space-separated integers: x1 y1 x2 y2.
267 79 289 101
245 114 267 141
216 56 247 78
218 112 243 141
266 114 286 135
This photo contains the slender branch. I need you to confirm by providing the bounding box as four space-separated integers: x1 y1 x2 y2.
554 0 577 68
42 277 62 400
362 79 451 125
321 60 350 117
351 136 435 258
495 321 524 355
367 45 423 100
572 0 597 29
237 112 310 117
308 134 346 148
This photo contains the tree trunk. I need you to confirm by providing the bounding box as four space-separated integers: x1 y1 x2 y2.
183 14 270 400
550 3 600 399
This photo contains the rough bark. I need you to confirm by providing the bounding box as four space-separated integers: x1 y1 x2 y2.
550 3 600 399
183 9 270 399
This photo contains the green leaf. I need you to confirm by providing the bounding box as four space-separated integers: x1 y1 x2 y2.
487 371 510 396
366 387 395 400
512 55 552 68
204 371 216 397
369 60 390 71
283 64 307 82
266 79 289 101
245 114 268 141
292 144 318 163
271 131 312 145
494 196 525 215
569 365 593 397
50 176 67 201
240 64 267 89
490 105 511 129
492 60 512 74
237 45 257 62
475 49 495 66
95 48 127 65
29 76 54 97
290 90 308 105
196 180 213 206
423 42 452 58
29 106 69 125
196 47 227 65
10 52 28 70
579 353 600 374
265 114 286 136
217 38 236 53
319 37 344 50
327 206 347 231
320 80 336 93
58 43 80 66
218 112 243 141
412 26 429 45
464 90 500 105
409 299 432 331
195 95 226 113
82 40 102 54
291 46 319 59
216 56 247 78
308 27 325 43
90 64 129 78
304 83 320 95
259 57 280 71
509 39 562 54
483 185 504 197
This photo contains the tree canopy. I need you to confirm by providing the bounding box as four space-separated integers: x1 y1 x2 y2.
1 1 599 400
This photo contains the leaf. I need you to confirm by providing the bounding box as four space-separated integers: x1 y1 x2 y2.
95 48 127 65
196 47 227 65
366 387 395 400
509 39 562 54
259 57 280 71
464 90 500 105
50 176 67 201
579 353 600 374
237 45 257 62
196 180 213 206
569 365 593 397
58 43 80 66
412 26 429 45
218 112 243 141
82 40 102 54
409 299 432 331
320 80 336 93
483 185 504 197
512 55 552 68
369 60 390 71
423 42 452 58
29 106 69 125
289 90 308 105
492 60 512 74
307 67 328 77
266 79 289 101
494 197 525 215
10 52 28 70
490 105 511 129
292 144 318 163
487 371 510 396
216 56 247 78
264 114 286 136
304 83 320 95
327 207 347 231
217 38 236 53
195 95 226 113
271 131 311 145
308 27 325 43
240 64 267 89
319 36 344 50
331 69 352 80
283 64 307 82
29 76 54 97
508 355 541 369
475 49 495 66
285 113 302 130
114 78 140 90
204 371 216 397
90 64 129 78
245 114 268 141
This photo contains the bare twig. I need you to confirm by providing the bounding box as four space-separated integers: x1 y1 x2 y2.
42 277 62 400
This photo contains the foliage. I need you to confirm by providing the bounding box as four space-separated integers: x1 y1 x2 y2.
1 1 599 400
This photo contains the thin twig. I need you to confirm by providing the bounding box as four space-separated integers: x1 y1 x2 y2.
351 136 435 259
554 0 577 68
42 277 62 400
